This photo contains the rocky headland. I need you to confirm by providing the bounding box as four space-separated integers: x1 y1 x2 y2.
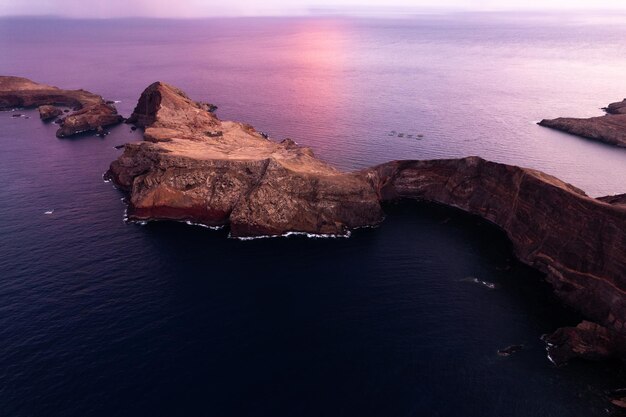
539 99 626 147
105 81 626 368
0 76 123 137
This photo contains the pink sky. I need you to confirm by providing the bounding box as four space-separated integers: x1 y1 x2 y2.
2 0 626 17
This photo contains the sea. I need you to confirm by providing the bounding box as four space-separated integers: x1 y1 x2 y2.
1 12 626 417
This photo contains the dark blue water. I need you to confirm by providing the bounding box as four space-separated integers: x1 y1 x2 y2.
1 13 626 416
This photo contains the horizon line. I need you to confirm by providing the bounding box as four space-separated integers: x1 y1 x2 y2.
3 7 626 20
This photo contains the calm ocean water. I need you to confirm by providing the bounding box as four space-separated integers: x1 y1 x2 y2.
1 13 626 417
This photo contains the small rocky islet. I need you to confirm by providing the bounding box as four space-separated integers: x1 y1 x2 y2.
2 76 626 387
0 76 123 137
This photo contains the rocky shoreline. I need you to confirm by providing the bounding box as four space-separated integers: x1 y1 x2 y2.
0 76 123 137
3 76 626 376
539 99 626 148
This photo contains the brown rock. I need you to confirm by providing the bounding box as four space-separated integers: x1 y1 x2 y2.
55 104 122 138
108 82 626 363
367 158 626 340
38 105 63 121
543 321 626 366
538 99 626 147
0 76 123 137
107 82 384 236
598 193 626 206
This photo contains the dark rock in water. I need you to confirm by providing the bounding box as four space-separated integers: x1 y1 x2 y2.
11 113 23 118
608 388 626 409
260 132 269 139
96 126 107 137
63 109 70 113
543 321 626 366
53 118 64 125
497 345 524 357
539 98 626 148
105 100 115 105
130 126 137 131
38 105 63 121
114 144 125 150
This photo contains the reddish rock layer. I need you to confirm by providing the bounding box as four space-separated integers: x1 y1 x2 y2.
0 76 123 137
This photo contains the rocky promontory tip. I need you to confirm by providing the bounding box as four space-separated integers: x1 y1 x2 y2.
538 99 626 148
0 76 123 137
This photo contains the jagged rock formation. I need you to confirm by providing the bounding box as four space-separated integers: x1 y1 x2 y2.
538 99 626 148
0 76 123 137
107 82 384 237
543 321 626 366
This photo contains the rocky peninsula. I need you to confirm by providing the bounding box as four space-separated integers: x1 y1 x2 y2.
105 81 626 367
0 76 123 137
539 99 626 147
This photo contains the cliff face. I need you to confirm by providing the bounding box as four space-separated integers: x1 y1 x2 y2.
539 99 626 148
107 81 626 365
107 82 384 236
0 76 123 137
367 158 626 361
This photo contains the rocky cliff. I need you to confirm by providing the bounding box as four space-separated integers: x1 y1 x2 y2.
539 99 626 147
0 76 123 137
367 158 626 363
107 82 384 237
106 82 626 367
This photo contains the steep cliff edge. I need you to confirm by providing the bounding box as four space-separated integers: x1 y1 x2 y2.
367 158 626 362
0 76 123 137
539 99 626 148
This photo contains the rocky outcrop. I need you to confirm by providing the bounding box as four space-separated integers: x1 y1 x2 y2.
107 81 626 365
0 76 123 137
367 158 626 360
107 82 383 236
543 321 626 366
599 193 626 206
538 99 626 147
38 105 62 121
